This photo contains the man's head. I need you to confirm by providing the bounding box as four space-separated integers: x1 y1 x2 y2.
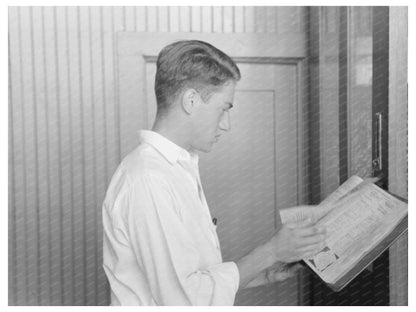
154 40 241 152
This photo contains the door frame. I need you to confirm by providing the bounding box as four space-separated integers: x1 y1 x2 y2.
308 6 408 305
387 7 408 306
115 32 307 155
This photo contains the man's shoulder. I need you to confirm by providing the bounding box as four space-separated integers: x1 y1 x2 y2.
120 143 172 183
103 143 172 208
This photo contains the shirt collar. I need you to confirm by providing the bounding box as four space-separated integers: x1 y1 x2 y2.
139 130 199 165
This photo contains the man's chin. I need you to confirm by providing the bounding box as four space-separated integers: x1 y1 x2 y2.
193 143 214 153
199 146 212 153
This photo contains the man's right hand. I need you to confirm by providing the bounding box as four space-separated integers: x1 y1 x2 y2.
266 219 326 263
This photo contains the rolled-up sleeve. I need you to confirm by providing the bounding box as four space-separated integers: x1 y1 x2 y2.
125 173 239 305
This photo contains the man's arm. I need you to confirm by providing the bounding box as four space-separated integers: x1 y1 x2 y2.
236 219 326 288
244 262 304 288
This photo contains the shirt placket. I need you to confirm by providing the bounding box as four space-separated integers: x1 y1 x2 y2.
178 158 221 251
194 168 222 252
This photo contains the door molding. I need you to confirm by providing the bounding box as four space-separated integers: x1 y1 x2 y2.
388 6 408 306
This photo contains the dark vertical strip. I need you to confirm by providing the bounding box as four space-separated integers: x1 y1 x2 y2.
243 6 246 33
122 6 126 30
111 9 121 163
200 6 203 33
100 6 109 186
87 7 98 304
272 90 277 230
52 7 64 304
29 7 40 305
371 11 391 304
99 6 109 304
188 6 192 32
17 7 29 304
144 6 148 32
275 7 279 34
233 6 236 33
64 6 75 305
189 6 193 32
211 7 214 33
76 7 87 305
167 7 171 32
110 7 119 301
221 6 225 33
372 7 389 188
306 7 321 305
8 33 17 306
307 7 321 206
338 6 349 183
41 6 52 305
178 7 181 32
156 6 161 32
133 6 137 31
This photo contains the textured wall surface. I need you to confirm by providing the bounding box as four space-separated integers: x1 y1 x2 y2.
8 6 306 306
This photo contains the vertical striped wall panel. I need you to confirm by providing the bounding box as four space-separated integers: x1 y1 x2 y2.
8 6 307 305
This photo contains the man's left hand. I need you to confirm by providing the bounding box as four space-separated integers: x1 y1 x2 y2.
265 261 304 283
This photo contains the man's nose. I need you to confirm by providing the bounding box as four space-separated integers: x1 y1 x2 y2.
219 111 231 131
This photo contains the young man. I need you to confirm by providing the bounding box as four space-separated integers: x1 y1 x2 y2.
102 40 326 305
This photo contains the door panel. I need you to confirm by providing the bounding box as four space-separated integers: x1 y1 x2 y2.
200 63 302 306
118 33 307 305
201 90 277 262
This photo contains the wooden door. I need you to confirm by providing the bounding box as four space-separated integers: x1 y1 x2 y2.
117 32 308 305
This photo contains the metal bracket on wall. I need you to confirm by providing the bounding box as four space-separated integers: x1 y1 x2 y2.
372 112 383 176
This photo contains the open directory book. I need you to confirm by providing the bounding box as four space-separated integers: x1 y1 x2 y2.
279 175 408 292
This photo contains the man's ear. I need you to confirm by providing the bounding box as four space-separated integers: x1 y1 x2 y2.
181 89 198 115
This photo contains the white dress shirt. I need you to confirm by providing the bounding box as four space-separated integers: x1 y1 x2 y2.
102 130 240 305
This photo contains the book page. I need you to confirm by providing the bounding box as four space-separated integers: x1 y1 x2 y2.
304 183 407 284
280 175 363 224
319 175 363 207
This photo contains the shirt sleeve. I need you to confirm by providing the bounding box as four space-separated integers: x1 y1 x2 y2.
125 173 239 306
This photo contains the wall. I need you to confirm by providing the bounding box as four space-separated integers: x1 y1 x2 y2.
8 6 306 305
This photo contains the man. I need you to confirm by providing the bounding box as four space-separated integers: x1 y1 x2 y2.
102 40 326 305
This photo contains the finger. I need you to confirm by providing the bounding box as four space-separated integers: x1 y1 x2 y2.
297 242 326 258
275 271 292 281
269 270 291 282
294 225 326 237
296 233 326 247
286 218 316 229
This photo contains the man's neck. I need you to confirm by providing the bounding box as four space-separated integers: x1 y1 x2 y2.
152 117 192 152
